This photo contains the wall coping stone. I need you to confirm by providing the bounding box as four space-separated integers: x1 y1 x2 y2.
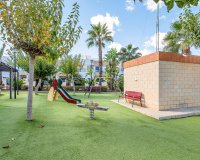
123 52 200 69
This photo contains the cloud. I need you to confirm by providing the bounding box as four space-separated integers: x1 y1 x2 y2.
171 17 179 23
159 15 166 20
90 13 120 36
125 0 135 12
144 32 167 49
144 0 164 12
138 49 153 56
108 42 122 52
139 32 167 56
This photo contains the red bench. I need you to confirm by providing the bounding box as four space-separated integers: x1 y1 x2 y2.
118 91 142 107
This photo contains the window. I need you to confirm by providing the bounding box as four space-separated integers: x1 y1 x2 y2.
95 66 99 72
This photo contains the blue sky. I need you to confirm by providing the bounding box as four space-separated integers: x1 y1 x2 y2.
0 0 199 59
64 0 200 58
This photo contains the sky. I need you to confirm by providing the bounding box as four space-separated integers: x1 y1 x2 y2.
0 0 199 59
63 0 200 59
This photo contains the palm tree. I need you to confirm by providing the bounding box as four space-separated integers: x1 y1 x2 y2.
118 44 142 63
104 49 119 91
86 23 113 87
163 21 191 55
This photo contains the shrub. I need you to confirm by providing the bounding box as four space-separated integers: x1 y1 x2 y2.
62 86 108 92
118 75 124 92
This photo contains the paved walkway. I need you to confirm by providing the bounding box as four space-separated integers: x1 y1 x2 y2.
112 99 200 120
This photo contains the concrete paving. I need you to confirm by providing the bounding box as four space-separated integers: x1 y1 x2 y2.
112 99 200 120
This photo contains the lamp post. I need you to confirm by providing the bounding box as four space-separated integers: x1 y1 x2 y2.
9 68 12 99
156 1 160 52
14 50 17 99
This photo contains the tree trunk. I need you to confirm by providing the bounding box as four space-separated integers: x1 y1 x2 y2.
98 42 102 92
183 47 191 55
0 71 2 85
27 55 35 121
35 78 42 95
72 75 76 95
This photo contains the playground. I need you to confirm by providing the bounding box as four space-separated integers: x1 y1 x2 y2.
0 0 200 160
1 92 200 160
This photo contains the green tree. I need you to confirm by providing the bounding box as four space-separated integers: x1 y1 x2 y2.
132 0 199 11
104 49 119 91
116 75 124 93
84 60 96 89
7 50 56 94
86 23 113 88
34 57 56 95
59 54 83 95
9 78 25 90
163 9 200 55
0 1 82 120
163 21 191 54
180 8 200 48
118 44 142 63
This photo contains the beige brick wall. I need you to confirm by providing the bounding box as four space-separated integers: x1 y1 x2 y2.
124 61 159 110
124 60 200 111
159 61 200 110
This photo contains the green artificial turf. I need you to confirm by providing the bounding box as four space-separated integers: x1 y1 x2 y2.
0 92 200 160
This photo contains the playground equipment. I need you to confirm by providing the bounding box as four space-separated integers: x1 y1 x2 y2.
77 102 109 119
48 79 81 104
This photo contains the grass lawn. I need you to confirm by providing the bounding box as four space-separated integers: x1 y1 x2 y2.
0 92 200 160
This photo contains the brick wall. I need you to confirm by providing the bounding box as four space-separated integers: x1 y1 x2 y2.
124 61 159 110
159 61 200 110
124 52 200 110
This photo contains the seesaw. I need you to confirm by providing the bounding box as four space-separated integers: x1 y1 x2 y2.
77 102 109 120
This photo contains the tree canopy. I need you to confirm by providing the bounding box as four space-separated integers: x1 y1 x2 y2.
180 8 200 48
86 23 113 87
0 0 82 120
59 54 83 94
7 50 56 80
60 54 83 77
118 44 142 63
163 8 200 54
104 48 119 91
133 0 199 11
0 0 82 59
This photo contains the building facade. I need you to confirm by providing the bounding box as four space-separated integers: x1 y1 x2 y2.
1 55 124 87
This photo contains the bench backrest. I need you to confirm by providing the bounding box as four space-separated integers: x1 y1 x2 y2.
125 91 142 99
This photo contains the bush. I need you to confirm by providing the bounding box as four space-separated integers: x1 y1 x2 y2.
118 75 124 92
7 78 25 90
62 86 108 92
21 85 28 90
74 74 85 86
